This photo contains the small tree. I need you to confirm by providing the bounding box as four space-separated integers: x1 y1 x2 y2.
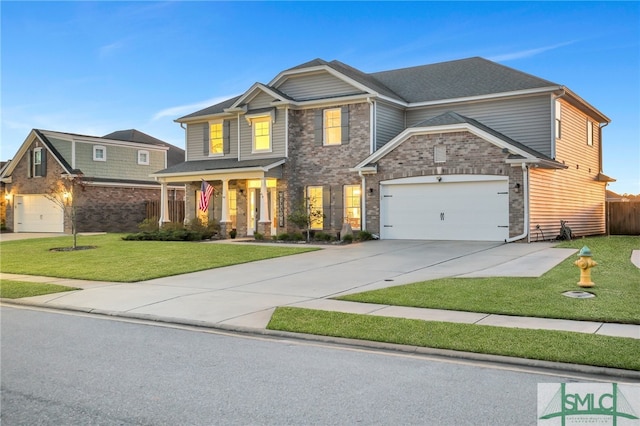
45 175 85 249
287 196 325 242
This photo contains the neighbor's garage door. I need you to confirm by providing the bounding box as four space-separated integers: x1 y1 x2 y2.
380 177 509 241
14 194 64 232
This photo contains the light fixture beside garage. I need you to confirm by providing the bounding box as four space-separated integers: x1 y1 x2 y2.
514 183 521 193
436 176 442 182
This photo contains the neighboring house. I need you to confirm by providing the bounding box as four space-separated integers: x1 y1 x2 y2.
152 57 614 242
1 129 185 233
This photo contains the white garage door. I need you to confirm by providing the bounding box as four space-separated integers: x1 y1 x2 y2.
14 195 64 233
380 176 509 241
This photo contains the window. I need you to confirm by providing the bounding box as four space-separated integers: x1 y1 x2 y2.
209 121 223 155
587 120 593 146
229 189 237 229
31 147 46 177
324 108 342 145
138 150 149 165
307 186 323 230
344 185 361 230
555 100 562 139
434 145 446 163
93 145 106 161
252 117 271 152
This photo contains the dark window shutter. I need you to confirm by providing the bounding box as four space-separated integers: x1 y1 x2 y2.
223 120 231 154
203 123 209 155
322 185 331 230
333 185 344 229
40 150 47 176
314 110 323 146
341 106 349 145
27 150 33 178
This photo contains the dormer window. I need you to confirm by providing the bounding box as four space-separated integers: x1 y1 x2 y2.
93 145 106 161
138 150 149 165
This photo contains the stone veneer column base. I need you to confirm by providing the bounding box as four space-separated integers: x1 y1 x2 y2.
219 221 232 239
257 221 271 239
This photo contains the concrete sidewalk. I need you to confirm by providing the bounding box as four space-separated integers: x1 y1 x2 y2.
1 240 638 340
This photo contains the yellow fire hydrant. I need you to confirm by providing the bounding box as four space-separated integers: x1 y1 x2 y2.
574 246 597 288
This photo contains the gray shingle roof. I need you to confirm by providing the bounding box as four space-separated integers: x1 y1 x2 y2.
153 157 285 175
370 57 559 103
103 129 185 167
177 95 242 121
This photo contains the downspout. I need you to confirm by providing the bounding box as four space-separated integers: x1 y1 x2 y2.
237 113 241 161
552 89 566 159
180 123 187 161
358 170 366 232
367 97 375 154
598 121 609 173
505 163 529 243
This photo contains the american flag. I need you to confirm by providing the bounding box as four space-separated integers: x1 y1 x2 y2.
199 180 214 212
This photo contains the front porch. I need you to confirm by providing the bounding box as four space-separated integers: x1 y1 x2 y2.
152 158 286 239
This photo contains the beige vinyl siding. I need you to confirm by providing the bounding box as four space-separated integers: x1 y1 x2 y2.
376 102 405 149
278 72 361 100
406 95 552 157
75 141 164 181
529 100 606 238
47 137 72 161
239 112 286 159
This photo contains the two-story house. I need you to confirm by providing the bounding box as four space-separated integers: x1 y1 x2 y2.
1 129 185 233
152 57 613 242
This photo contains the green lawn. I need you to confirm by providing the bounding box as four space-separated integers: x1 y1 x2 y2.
337 236 640 324
0 234 317 282
268 307 640 371
0 279 80 299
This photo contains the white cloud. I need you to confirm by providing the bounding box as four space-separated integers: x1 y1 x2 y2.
151 96 235 121
487 41 576 62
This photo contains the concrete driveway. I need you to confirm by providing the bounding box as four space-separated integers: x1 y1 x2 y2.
8 239 572 330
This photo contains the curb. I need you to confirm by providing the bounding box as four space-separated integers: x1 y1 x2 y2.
3 299 640 382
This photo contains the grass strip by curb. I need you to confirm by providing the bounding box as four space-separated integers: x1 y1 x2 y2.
268 307 640 371
0 280 80 299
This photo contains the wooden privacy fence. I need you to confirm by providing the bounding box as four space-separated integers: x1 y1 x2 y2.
145 200 185 224
607 201 640 235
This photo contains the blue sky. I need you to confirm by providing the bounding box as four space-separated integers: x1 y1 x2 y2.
2 1 639 194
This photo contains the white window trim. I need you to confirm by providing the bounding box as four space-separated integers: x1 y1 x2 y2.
209 120 224 157
587 120 593 146
93 145 106 161
555 100 562 140
344 184 361 230
323 107 342 146
251 116 272 153
32 147 43 177
137 150 150 165
307 186 323 230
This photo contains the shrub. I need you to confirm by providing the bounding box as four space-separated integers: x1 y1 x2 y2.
356 230 374 241
314 232 334 242
277 233 290 241
185 218 219 239
342 234 354 244
138 217 160 233
229 229 237 239
291 233 304 241
254 232 264 241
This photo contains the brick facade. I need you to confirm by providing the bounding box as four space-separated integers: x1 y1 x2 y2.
363 131 525 237
283 102 370 235
4 138 172 233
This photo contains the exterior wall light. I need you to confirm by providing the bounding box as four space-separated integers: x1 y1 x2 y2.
514 183 521 193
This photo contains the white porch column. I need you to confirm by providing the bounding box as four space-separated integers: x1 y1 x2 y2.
159 182 170 225
259 177 269 223
220 179 229 223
